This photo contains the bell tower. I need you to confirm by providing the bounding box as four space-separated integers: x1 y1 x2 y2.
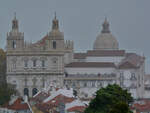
7 13 24 51
47 13 65 50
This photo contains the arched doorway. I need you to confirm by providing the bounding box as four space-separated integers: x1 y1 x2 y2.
24 88 29 96
32 88 38 96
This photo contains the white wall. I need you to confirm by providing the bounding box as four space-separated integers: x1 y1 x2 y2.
86 56 124 64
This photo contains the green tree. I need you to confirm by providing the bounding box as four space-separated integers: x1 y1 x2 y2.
0 49 17 105
84 84 133 113
109 101 132 113
0 48 6 84
0 83 17 106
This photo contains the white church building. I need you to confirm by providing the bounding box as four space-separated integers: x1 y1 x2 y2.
6 14 148 99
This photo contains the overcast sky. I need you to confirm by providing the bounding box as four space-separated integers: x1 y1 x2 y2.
0 0 150 73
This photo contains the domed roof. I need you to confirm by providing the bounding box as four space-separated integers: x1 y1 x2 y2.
93 18 119 50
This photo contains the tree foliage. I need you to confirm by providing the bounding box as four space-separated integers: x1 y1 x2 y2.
0 49 16 106
0 48 6 84
84 84 133 113
109 101 132 113
0 83 17 105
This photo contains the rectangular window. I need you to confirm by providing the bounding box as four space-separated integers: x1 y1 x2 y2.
52 41 56 49
92 82 95 87
13 62 16 69
24 60 28 67
84 82 87 87
12 40 16 49
33 60 37 67
42 60 45 67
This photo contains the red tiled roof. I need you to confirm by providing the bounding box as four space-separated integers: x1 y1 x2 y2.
87 50 125 57
131 100 150 112
36 103 58 113
45 94 74 106
74 53 87 59
30 91 50 103
7 98 29 110
74 50 126 59
33 35 48 46
118 53 144 69
67 106 86 112
118 61 138 69
65 62 116 68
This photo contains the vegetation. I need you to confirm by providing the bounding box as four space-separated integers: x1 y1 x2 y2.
84 84 133 113
0 49 17 105
0 83 17 105
0 48 6 84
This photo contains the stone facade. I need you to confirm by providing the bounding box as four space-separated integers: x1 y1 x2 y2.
6 15 73 97
6 14 146 99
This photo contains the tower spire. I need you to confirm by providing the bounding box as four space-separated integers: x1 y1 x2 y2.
12 12 19 30
14 12 16 20
54 11 56 20
101 17 110 33
52 12 59 30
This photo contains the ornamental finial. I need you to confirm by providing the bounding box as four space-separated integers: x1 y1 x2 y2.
101 17 110 33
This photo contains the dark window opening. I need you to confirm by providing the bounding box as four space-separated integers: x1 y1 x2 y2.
12 41 16 49
24 88 29 96
53 41 56 49
24 60 28 67
84 82 87 87
41 60 45 67
33 59 37 67
32 88 38 96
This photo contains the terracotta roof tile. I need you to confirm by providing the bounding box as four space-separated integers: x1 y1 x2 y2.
74 53 87 59
30 91 50 103
7 98 29 110
45 94 74 106
74 50 125 59
65 62 116 68
67 106 86 112
131 100 150 112
33 35 48 46
118 53 144 69
118 61 138 69
35 103 58 113
86 50 125 57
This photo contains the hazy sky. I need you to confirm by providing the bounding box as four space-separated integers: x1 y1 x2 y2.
0 0 150 73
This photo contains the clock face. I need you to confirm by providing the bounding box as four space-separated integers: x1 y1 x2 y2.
124 71 131 79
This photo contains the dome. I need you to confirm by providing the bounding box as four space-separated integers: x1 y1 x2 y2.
93 33 119 50
93 18 119 50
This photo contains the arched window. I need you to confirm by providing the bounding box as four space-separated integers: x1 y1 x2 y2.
24 88 29 96
32 88 38 96
12 40 16 49
131 73 137 80
52 41 56 49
